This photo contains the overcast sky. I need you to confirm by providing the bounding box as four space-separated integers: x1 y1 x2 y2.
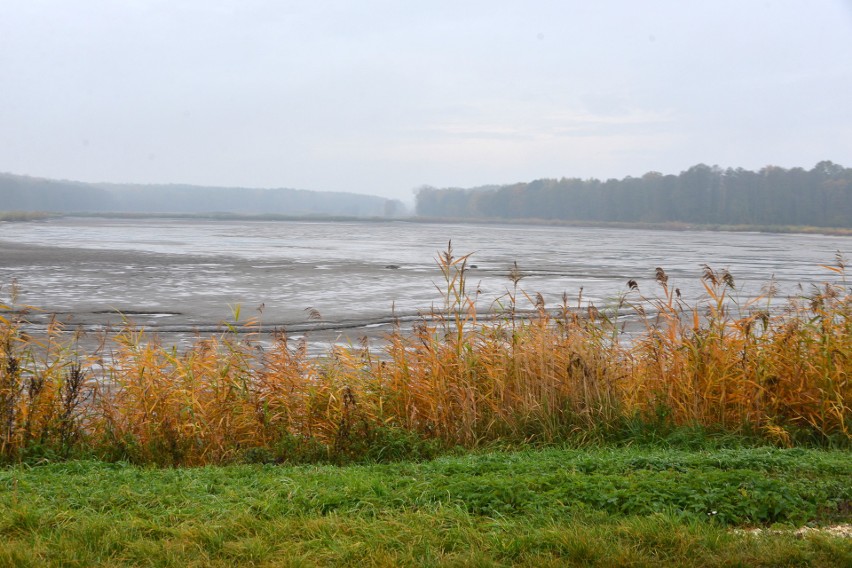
1 1 851 201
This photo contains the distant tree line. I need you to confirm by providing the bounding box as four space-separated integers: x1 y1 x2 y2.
416 161 852 228
0 173 407 218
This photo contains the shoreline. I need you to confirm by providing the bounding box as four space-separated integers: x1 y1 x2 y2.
2 211 851 237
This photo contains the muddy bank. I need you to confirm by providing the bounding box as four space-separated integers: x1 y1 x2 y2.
0 239 426 352
0 237 560 354
3 217 849 354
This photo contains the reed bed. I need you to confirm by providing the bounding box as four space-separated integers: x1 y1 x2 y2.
0 246 849 465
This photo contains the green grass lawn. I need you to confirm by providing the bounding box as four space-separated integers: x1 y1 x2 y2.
1 446 850 567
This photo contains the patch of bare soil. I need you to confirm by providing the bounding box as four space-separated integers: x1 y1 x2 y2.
733 524 852 539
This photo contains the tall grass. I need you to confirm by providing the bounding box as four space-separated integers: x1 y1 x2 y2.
0 247 849 465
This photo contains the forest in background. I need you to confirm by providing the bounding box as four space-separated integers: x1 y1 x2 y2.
0 173 407 218
416 161 852 228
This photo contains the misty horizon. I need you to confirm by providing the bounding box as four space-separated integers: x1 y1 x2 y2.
2 159 849 228
3 156 847 200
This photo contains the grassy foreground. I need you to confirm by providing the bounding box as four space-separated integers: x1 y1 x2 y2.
1 446 850 567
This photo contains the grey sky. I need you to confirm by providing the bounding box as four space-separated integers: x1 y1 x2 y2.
1 1 851 202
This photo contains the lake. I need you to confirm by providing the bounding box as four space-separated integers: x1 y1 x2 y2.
0 218 849 351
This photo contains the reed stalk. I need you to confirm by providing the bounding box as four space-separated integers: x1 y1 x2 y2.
0 247 848 465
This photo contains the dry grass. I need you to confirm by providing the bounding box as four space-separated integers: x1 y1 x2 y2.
0 247 849 465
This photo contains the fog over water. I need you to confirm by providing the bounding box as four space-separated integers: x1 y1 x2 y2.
0 218 849 351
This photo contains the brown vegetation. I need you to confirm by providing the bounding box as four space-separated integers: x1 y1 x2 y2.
1 246 849 465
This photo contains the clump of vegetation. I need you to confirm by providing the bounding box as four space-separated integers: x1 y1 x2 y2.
0 247 849 466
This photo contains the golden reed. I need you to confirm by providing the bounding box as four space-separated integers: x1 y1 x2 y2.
1 247 849 464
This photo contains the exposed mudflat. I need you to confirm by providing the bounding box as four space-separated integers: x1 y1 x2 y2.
1 218 850 354
0 239 417 352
